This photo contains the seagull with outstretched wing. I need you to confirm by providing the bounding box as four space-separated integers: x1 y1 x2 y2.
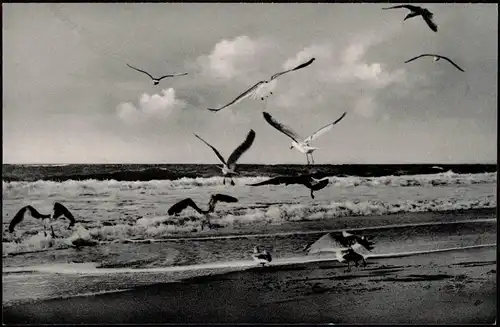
405 54 464 72
207 58 315 112
263 111 347 165
194 130 256 185
383 5 438 32
168 194 238 230
248 174 330 199
127 64 188 85
303 230 375 271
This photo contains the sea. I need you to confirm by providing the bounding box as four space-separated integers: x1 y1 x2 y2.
2 163 497 306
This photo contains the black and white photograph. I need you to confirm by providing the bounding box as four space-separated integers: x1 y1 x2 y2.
2 2 497 324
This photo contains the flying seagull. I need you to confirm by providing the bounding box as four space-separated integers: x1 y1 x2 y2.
168 194 238 230
207 58 316 112
263 111 347 165
8 205 53 236
247 174 330 199
303 230 375 271
194 130 256 186
126 64 188 85
405 54 464 72
252 246 272 267
382 5 438 32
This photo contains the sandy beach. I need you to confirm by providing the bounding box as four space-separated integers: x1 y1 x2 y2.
3 245 496 324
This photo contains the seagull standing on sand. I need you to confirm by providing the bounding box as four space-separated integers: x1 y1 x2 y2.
194 130 256 186
263 111 347 165
207 58 315 112
252 246 272 267
382 5 438 32
405 54 465 72
126 64 188 85
168 194 238 230
247 174 330 199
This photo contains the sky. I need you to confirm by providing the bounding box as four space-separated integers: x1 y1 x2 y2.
2 3 497 164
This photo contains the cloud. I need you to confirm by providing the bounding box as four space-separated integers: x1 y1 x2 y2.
274 32 407 118
116 88 185 124
197 35 268 81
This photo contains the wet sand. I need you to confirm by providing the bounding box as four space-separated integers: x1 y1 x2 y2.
3 245 496 324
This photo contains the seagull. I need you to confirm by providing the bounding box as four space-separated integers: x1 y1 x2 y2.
263 111 347 165
252 246 272 267
194 130 256 186
303 231 375 271
207 57 316 112
382 5 438 32
8 205 54 237
247 174 330 199
167 194 238 230
404 54 465 72
126 64 188 85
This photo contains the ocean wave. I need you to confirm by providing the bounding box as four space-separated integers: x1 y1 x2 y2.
2 172 496 198
2 199 496 257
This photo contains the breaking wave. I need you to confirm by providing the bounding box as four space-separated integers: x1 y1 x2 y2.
2 171 496 197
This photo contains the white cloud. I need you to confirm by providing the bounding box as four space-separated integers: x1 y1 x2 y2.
197 35 267 81
116 88 185 124
274 32 406 117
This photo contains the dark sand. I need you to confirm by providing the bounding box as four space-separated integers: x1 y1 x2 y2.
3 246 496 324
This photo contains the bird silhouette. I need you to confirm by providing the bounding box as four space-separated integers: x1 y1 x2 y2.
194 130 256 186
207 58 315 112
383 5 438 32
405 54 464 72
263 111 347 165
167 194 238 230
127 64 188 85
248 174 330 199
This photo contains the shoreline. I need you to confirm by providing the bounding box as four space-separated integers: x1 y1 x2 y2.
3 245 497 324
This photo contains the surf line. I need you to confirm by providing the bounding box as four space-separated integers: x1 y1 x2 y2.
121 218 496 243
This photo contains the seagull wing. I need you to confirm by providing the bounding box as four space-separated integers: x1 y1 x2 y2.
194 134 227 166
207 194 239 213
382 5 421 11
52 202 76 227
304 112 347 143
168 198 204 215
212 194 239 204
439 56 465 72
404 54 434 64
305 232 348 255
227 129 256 169
8 206 29 233
270 57 316 80
262 112 302 143
157 72 189 80
207 81 264 112
422 13 438 32
126 64 155 80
